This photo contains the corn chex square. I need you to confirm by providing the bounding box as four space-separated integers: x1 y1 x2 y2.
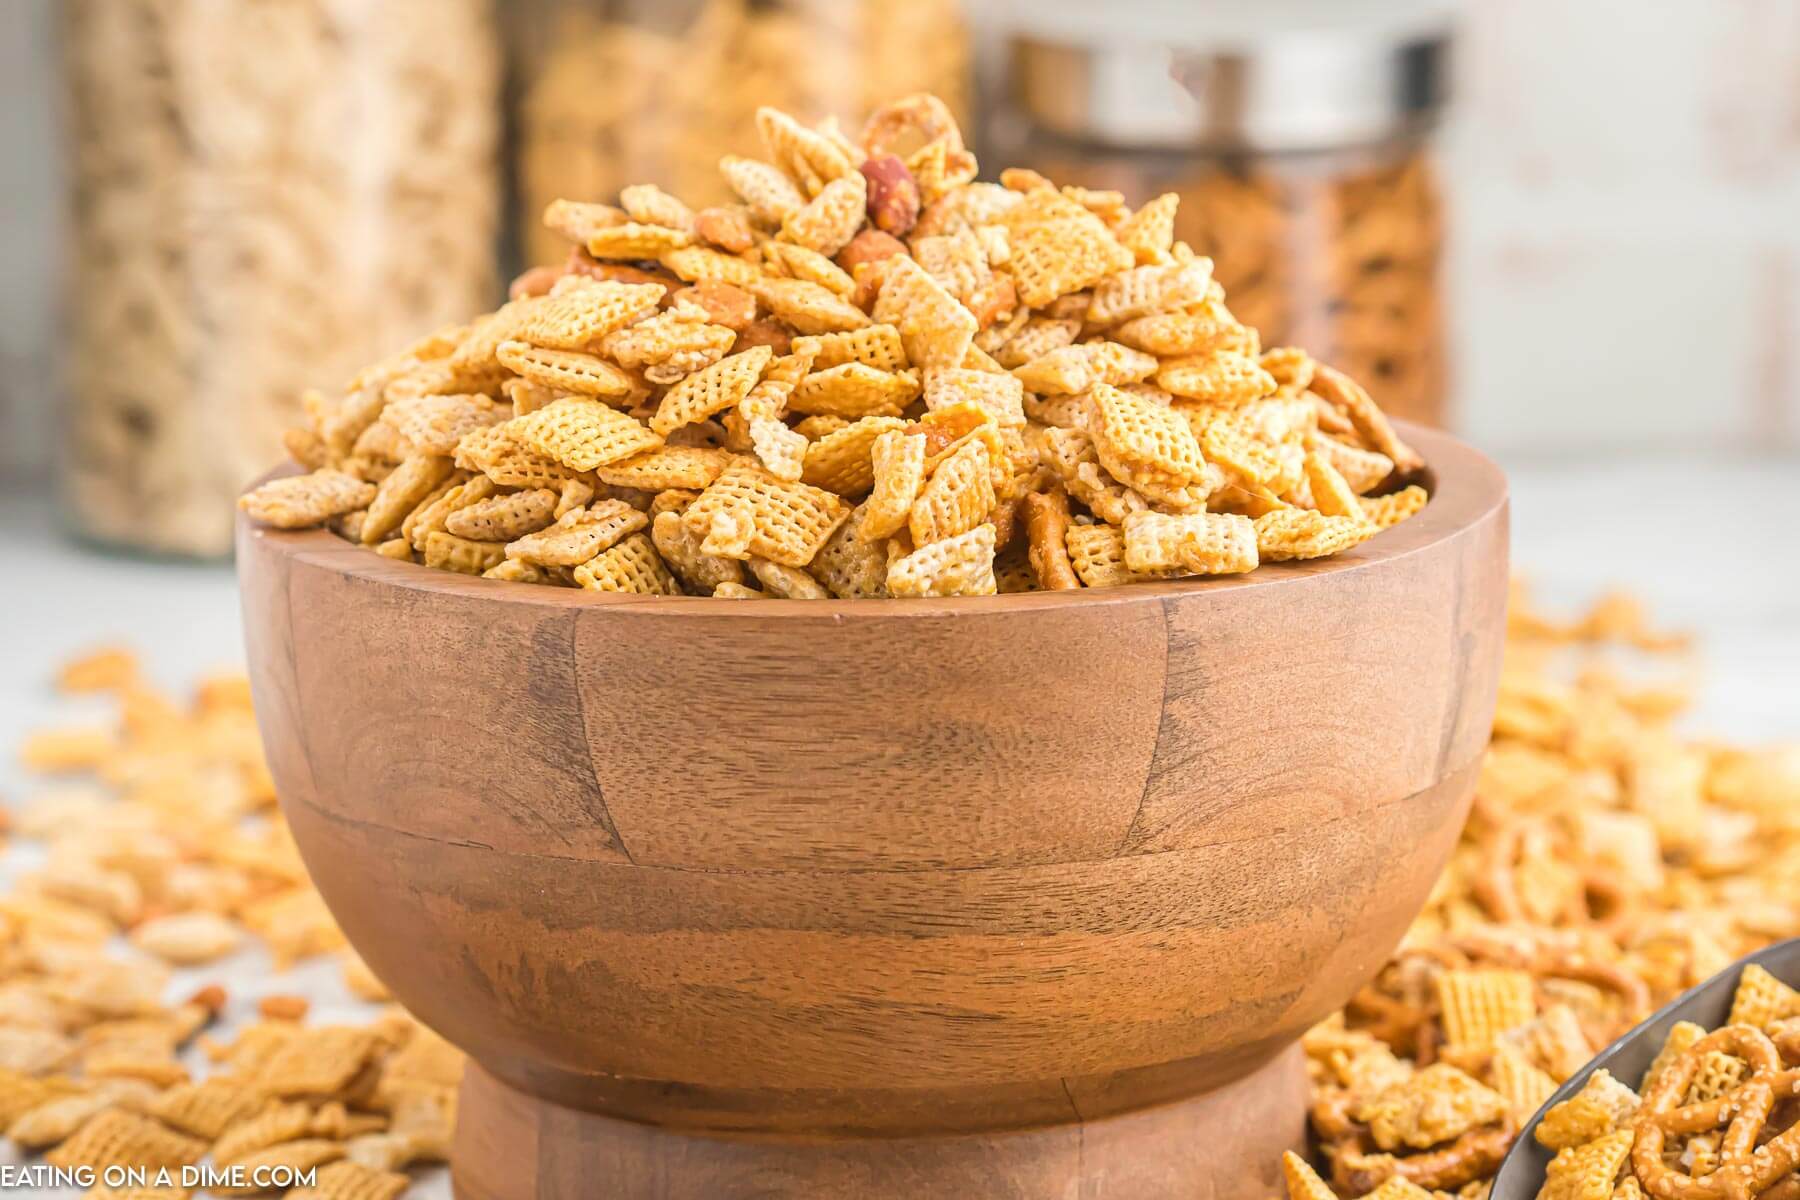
1090 383 1209 492
512 399 663 472
886 523 998 597
513 282 665 351
801 416 909 496
1003 189 1135 307
651 346 772 437
683 460 850 567
1121 511 1257 576
788 363 920 419
792 325 910 372
573 533 681 594
872 255 977 370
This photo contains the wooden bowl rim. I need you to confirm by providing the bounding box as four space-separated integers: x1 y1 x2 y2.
238 421 1506 617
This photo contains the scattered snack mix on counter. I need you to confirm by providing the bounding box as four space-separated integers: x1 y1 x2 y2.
241 93 1431 598
1285 586 1799 1200
2 649 462 1195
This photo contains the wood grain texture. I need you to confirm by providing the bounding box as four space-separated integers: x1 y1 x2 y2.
237 423 1509 1197
453 1049 1309 1200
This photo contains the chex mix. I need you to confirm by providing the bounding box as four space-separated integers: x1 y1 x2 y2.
1286 587 1798 1200
241 94 1429 598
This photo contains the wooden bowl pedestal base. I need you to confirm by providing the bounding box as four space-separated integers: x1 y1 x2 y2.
451 1049 1308 1200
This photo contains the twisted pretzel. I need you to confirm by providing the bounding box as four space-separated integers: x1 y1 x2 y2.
1348 947 1467 1060
1770 1017 1799 1058
1538 951 1654 1025
1632 1024 1800 1200
859 94 969 160
1332 1120 1518 1194
1475 820 1588 927
1578 868 1644 941
1309 1088 1360 1141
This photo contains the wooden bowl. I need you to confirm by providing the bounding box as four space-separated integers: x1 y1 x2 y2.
236 423 1508 1200
1490 938 1800 1200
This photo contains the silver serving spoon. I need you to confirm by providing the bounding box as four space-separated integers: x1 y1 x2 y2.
1489 937 1800 1200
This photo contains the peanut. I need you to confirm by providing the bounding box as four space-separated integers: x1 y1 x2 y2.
694 205 757 254
671 281 758 331
860 155 921 237
735 318 793 356
508 264 564 301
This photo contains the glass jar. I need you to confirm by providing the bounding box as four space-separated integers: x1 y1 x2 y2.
59 0 502 557
985 4 1453 428
507 0 972 270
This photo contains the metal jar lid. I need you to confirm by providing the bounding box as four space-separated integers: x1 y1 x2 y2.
1005 0 1455 153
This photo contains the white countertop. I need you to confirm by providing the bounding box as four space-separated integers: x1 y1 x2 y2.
0 453 1796 1196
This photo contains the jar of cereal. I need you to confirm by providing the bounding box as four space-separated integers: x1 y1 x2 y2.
986 1 1454 427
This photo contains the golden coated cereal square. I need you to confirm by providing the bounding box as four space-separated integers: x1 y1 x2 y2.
1253 509 1379 562
1437 969 1536 1051
857 429 927 542
751 278 872 335
514 399 664 471
573 533 681 595
872 255 978 370
382 394 508 457
789 363 921 419
1156 352 1278 406
651 346 773 437
924 367 1026 428
506 500 648 567
1090 383 1209 491
1534 1070 1638 1151
1539 1128 1634 1200
810 508 890 597
46 1110 208 1172
887 523 998 597
683 460 850 567
513 282 665 351
801 416 910 496
651 510 746 593
792 325 910 372
497 340 636 397
1012 341 1159 396
780 172 868 257
1003 188 1134 307
444 489 559 542
596 446 733 491
1121 511 1257 576
239 471 376 530
908 439 996 547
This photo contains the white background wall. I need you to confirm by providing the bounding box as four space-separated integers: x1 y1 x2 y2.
1441 0 1800 451
2 0 1796 483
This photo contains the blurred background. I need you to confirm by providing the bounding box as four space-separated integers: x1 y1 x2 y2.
0 0 1794 730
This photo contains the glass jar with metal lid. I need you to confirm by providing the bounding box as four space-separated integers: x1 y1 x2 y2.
58 0 502 558
985 0 1454 427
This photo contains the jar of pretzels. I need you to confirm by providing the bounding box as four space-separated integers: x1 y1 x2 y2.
987 3 1453 428
58 0 502 558
507 0 972 272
